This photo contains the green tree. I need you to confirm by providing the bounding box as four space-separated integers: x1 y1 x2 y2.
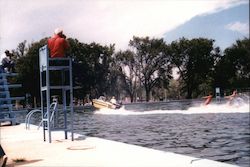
15 38 48 106
115 50 138 102
169 37 219 98
15 40 27 58
214 38 250 91
129 36 172 101
67 38 116 99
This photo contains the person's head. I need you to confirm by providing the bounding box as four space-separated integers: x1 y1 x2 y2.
54 28 63 36
5 50 10 55
5 50 11 57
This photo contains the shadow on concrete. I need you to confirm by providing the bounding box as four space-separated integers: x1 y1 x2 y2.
7 159 43 167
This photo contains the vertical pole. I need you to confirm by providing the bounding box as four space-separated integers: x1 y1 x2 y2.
46 60 51 143
54 96 59 128
63 87 67 139
69 59 74 141
61 68 67 139
39 48 45 141
41 93 46 141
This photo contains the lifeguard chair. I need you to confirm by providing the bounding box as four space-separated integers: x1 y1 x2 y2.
39 45 74 143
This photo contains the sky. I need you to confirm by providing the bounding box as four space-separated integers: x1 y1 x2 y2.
164 2 249 50
0 0 249 60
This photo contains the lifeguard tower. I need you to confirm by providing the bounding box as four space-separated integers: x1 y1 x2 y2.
39 45 74 143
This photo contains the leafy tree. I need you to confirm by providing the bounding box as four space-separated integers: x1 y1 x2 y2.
15 40 27 58
166 79 181 99
108 51 124 100
129 36 172 101
169 37 219 98
67 38 116 99
214 38 250 91
15 38 48 106
115 50 138 102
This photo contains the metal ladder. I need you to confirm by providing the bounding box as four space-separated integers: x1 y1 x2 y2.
0 72 24 124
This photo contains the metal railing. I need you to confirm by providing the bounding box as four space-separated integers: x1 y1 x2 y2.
25 102 58 130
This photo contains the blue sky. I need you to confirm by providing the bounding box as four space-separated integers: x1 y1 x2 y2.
0 0 249 60
164 3 249 51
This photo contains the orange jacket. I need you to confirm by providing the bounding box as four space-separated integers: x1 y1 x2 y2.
47 35 69 58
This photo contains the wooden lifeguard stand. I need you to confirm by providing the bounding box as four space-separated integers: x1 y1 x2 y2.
39 45 74 143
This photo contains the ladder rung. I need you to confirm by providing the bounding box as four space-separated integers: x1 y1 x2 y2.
48 66 70 70
0 92 8 95
48 58 71 61
0 97 25 101
0 111 15 114
0 73 18 77
0 79 7 83
0 104 13 108
0 84 22 89
0 110 27 114
41 86 71 91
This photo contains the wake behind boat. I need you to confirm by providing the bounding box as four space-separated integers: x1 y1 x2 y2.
92 96 121 110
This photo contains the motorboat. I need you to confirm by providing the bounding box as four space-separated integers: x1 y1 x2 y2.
92 96 121 110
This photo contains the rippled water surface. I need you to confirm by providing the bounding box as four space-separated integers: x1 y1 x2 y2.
18 100 250 167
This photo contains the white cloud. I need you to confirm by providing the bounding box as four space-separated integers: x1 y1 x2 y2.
199 0 248 15
0 0 248 55
225 21 249 35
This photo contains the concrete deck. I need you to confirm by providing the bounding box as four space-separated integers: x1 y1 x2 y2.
1 124 238 167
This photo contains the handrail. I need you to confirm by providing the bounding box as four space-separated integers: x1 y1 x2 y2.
25 109 42 129
38 102 58 129
25 102 58 130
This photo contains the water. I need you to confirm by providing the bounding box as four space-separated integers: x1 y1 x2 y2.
18 99 250 167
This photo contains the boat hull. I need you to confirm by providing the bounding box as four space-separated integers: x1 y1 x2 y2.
92 99 117 109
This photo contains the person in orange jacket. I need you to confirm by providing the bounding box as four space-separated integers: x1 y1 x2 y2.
47 28 69 58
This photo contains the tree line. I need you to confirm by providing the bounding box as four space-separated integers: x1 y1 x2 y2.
8 36 250 105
